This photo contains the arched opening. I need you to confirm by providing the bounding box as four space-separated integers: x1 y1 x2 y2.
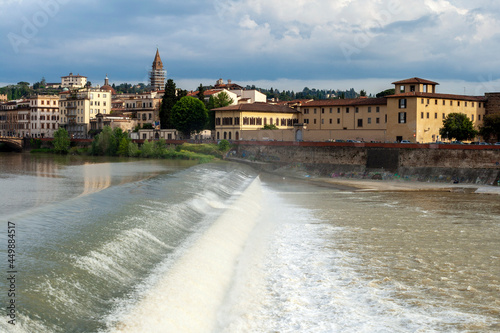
235 131 239 140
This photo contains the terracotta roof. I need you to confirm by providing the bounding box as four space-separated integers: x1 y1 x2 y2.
213 102 299 113
387 92 487 102
392 77 439 85
300 97 387 107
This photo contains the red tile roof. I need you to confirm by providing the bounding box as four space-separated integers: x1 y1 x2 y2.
392 77 439 85
387 92 487 102
300 97 387 107
213 102 299 113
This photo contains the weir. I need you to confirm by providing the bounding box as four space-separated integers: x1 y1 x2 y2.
113 177 263 333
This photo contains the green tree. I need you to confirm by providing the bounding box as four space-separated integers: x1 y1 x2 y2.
479 113 500 142
160 79 177 129
376 89 395 97
360 90 367 97
439 113 478 141
197 83 205 104
171 96 208 138
262 124 278 130
53 127 70 154
207 91 234 130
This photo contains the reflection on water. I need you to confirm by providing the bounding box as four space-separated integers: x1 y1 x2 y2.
0 153 198 218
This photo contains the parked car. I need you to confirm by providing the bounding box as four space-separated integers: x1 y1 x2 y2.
450 140 464 144
494 142 500 145
478 142 490 145
400 140 411 143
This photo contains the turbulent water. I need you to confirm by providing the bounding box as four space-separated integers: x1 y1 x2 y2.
0 153 499 332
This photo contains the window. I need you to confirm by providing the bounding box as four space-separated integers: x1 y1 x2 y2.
471 115 474 121
400 85 405 93
421 98 424 104
427 99 430 104
329 108 332 113
443 100 445 105
434 113 438 119
376 117 380 124
399 99 407 109
478 115 481 121
313 119 317 124
367 118 372 124
376 107 380 113
435 100 438 105
457 101 460 106
346 107 349 113
398 112 407 123
357 119 363 127
426 112 429 119
337 118 340 124
321 119 324 124
410 85 415 92
472 102 475 107
322 108 324 114
337 108 341 113
314 108 317 114
368 107 371 113
442 113 445 119
465 102 468 107
355 107 359 113
450 100 453 106
421 112 424 119
329 119 332 124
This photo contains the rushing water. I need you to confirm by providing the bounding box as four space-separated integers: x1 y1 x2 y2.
0 153 499 332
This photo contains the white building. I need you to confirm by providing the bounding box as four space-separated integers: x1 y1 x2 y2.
29 95 60 138
59 88 112 138
61 73 88 89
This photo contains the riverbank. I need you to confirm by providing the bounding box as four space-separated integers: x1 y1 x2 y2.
228 158 500 195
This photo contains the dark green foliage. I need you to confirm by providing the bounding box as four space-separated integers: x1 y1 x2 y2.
439 113 478 141
207 91 234 130
376 89 395 97
262 124 278 130
479 113 500 142
160 79 178 129
218 139 231 152
53 128 71 154
198 84 205 103
171 96 208 137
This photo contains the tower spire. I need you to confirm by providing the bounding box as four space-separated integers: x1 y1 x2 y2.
150 48 166 91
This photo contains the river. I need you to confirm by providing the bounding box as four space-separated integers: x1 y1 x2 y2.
0 153 498 332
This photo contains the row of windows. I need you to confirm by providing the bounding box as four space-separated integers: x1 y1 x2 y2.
31 100 58 106
420 98 481 108
304 107 381 114
304 116 386 125
420 112 482 121
216 117 297 127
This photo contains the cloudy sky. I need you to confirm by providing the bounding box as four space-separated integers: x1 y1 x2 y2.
2 0 500 95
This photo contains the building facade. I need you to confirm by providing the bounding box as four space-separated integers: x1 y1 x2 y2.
59 88 112 138
29 95 60 138
214 102 300 140
61 73 88 89
387 78 486 143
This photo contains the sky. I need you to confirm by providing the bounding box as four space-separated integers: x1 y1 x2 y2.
2 0 500 96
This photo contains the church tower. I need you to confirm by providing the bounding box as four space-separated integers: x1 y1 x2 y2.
149 48 166 91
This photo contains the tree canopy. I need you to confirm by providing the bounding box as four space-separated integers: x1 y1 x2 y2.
479 113 500 142
171 96 208 138
439 113 478 141
53 127 70 154
206 91 234 130
160 79 178 129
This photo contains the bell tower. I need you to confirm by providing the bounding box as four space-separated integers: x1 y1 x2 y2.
149 48 166 91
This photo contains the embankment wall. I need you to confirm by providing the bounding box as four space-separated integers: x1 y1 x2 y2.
234 141 500 184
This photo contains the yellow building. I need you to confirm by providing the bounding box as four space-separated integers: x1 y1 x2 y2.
298 97 388 142
214 103 299 140
61 73 88 89
387 78 486 143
